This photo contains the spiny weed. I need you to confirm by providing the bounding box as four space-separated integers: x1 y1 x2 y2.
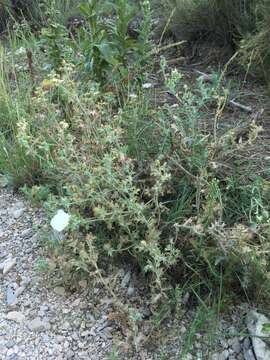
0 0 270 331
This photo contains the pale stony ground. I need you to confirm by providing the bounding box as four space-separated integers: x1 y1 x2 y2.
0 190 114 360
0 189 269 360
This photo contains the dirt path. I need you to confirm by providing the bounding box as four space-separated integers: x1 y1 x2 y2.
0 190 113 359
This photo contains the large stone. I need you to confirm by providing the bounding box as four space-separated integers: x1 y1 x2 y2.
6 287 17 306
9 202 25 219
54 286 66 296
243 349 256 360
127 286 135 297
5 311 25 323
121 271 131 288
13 208 25 219
27 317 47 332
230 338 241 354
220 350 230 360
2 258 16 275
246 310 270 360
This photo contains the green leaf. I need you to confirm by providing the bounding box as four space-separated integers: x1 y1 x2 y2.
95 42 118 65
262 323 270 334
79 3 92 17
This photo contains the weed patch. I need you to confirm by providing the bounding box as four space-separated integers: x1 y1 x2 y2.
0 0 270 319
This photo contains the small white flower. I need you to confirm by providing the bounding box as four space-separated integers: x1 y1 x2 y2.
142 83 155 89
50 209 70 232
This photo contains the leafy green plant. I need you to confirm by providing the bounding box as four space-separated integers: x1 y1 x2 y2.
39 22 73 71
78 0 152 86
35 257 49 273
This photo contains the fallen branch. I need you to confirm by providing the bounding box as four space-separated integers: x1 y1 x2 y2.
194 70 216 83
229 100 252 113
151 40 187 56
194 70 253 113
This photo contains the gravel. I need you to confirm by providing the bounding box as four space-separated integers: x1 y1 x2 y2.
0 190 113 359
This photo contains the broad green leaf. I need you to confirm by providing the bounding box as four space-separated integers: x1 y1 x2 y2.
95 42 117 65
262 323 270 334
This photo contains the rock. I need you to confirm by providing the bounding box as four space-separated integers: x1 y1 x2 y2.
220 350 230 360
66 349 75 359
182 292 190 305
6 349 18 358
81 330 91 337
13 207 25 219
54 286 66 296
211 351 231 360
243 349 256 360
61 321 71 330
21 277 31 287
6 287 17 306
0 258 8 271
86 313 95 322
121 271 131 288
246 310 270 360
56 335 65 343
3 258 16 275
78 280 87 289
243 337 251 351
0 250 7 259
15 285 26 297
5 311 25 323
27 317 47 332
180 325 186 334
237 356 244 360
97 320 109 332
220 339 228 348
39 305 49 312
231 338 242 354
127 286 135 297
6 341 15 349
72 298 80 307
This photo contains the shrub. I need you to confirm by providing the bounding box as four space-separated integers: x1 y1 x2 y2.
0 0 82 33
162 0 270 82
161 0 256 44
1 0 270 305
12 60 270 301
239 2 270 82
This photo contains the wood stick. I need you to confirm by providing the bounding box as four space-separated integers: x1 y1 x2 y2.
229 100 252 113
